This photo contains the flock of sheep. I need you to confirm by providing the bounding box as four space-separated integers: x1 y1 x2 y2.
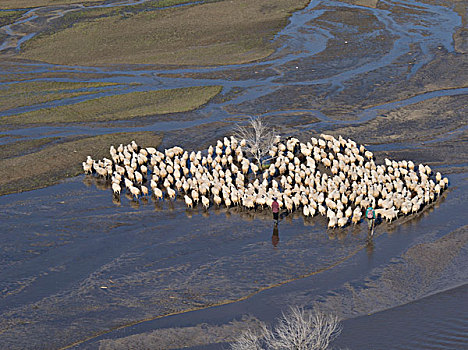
83 134 448 229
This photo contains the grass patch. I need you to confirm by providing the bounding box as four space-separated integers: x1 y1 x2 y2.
2 0 205 10
0 86 222 125
20 0 309 66
0 132 161 196
1 85 222 124
17 0 221 43
0 9 27 25
0 81 119 112
1 1 105 10
0 136 60 160
0 71 120 83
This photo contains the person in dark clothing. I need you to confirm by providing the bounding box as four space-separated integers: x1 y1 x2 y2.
272 197 279 223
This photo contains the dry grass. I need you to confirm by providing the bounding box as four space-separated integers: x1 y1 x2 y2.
1 85 222 124
0 9 26 25
1 0 105 10
20 0 309 66
0 71 120 83
0 136 60 160
0 81 119 112
0 132 161 195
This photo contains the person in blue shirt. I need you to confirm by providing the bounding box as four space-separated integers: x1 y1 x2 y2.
366 205 376 232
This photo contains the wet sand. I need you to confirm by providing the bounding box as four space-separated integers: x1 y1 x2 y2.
0 0 467 348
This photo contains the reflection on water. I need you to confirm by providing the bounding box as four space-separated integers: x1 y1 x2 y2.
129 198 140 209
112 195 121 206
366 234 374 257
272 223 279 248
81 174 454 246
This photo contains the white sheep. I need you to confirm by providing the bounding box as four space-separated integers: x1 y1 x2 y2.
112 183 121 196
129 185 140 200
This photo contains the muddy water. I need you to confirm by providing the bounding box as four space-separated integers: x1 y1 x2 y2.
0 0 467 348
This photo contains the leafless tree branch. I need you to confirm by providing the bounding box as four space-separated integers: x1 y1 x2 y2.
230 306 342 350
234 116 278 167
230 322 268 350
267 306 342 350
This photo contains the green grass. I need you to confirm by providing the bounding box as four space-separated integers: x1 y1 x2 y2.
1 86 222 124
0 81 119 112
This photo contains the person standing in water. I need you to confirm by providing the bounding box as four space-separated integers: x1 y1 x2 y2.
272 197 279 223
366 205 376 234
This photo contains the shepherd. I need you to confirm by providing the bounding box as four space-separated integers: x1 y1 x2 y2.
366 205 376 234
272 197 280 223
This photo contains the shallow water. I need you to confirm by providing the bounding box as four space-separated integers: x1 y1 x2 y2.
336 283 468 349
67 173 466 349
0 171 465 349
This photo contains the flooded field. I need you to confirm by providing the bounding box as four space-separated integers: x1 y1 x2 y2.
0 0 466 349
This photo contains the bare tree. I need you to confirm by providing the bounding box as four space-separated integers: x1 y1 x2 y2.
230 323 268 350
234 116 278 167
266 306 342 350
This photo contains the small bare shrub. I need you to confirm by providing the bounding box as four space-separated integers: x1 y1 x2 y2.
230 324 268 350
267 306 342 350
230 306 342 350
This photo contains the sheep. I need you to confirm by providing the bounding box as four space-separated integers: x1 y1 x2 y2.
337 217 348 227
328 216 337 229
146 147 157 155
86 133 447 232
153 187 164 200
82 162 92 174
201 196 210 210
191 189 199 204
129 185 140 200
167 187 176 200
345 206 352 218
382 207 399 222
135 171 143 184
112 183 121 196
351 208 362 225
